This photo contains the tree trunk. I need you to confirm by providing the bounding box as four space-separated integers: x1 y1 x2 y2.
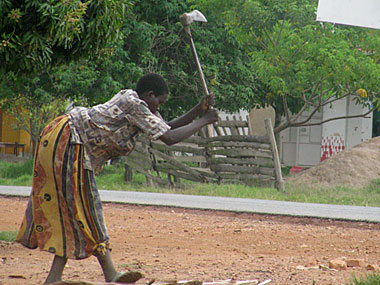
124 164 134 183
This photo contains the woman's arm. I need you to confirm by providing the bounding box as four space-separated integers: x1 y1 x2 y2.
160 108 219 145
167 94 215 129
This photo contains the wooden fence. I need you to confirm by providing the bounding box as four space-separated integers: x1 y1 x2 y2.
122 117 285 191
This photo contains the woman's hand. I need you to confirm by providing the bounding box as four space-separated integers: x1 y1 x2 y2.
203 108 219 124
199 93 215 112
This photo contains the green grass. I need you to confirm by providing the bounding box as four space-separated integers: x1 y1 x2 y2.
349 272 380 285
0 158 33 186
94 163 380 207
0 231 18 242
1 159 380 207
0 158 33 179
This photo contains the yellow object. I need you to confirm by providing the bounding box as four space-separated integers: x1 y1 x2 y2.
356 88 368 98
0 110 31 154
16 116 110 259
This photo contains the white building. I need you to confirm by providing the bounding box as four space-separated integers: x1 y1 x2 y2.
249 95 373 167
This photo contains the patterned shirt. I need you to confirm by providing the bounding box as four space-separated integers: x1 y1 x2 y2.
68 89 171 174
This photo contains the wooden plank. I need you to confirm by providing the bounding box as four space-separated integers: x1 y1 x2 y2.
265 118 285 192
214 124 224 136
182 136 204 144
155 164 206 182
204 141 271 150
208 157 274 167
239 115 248 135
201 135 270 144
128 148 151 161
154 155 204 164
125 155 152 170
227 117 239 135
151 141 205 155
137 136 150 144
233 115 243 135
217 172 274 180
208 148 273 159
174 156 207 163
211 164 275 176
215 120 249 128
190 167 219 179
246 114 253 135
124 160 170 186
132 145 151 157
151 149 206 182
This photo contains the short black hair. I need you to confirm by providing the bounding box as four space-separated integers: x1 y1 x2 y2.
135 73 169 97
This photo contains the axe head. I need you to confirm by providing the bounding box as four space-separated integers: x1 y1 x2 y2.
180 10 207 27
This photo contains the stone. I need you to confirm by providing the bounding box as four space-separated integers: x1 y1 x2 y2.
305 257 318 267
328 259 347 270
346 259 365 267
366 264 380 271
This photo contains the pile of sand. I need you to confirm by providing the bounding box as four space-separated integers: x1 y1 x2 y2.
286 136 380 189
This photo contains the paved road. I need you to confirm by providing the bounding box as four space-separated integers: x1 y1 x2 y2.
0 185 379 223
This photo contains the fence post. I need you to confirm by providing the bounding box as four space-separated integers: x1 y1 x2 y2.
264 118 285 192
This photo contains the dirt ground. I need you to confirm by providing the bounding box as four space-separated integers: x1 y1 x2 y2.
287 136 380 189
0 196 380 285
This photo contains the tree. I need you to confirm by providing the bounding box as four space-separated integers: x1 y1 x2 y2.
0 0 130 151
201 0 380 133
0 74 67 153
0 0 130 74
15 0 259 120
108 0 260 119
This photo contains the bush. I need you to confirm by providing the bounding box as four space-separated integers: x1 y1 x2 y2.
0 159 34 179
350 272 380 285
0 231 17 242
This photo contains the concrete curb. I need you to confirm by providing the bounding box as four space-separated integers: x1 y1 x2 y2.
0 185 379 223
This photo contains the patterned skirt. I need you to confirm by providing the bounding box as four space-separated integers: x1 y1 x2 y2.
16 115 110 260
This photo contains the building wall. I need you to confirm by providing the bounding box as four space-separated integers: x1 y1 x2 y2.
346 97 372 148
321 96 372 161
280 111 323 166
320 97 347 161
249 107 276 136
0 110 32 155
280 95 373 166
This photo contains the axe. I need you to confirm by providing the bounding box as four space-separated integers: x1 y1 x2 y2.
180 10 210 101
180 10 214 137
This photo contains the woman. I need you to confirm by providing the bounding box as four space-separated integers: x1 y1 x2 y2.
16 73 219 283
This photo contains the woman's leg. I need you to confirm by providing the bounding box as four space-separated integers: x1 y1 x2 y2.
44 255 68 284
95 249 118 282
96 249 143 283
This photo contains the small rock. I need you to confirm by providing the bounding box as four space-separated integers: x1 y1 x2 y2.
296 265 319 271
8 275 27 279
366 264 380 271
305 257 318 267
329 259 347 270
319 264 334 271
346 259 365 267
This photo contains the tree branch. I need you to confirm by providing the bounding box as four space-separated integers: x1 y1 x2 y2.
250 31 268 50
263 29 276 48
292 98 322 124
274 18 286 46
294 107 373 127
300 87 313 104
282 93 291 121
320 92 353 107
274 107 373 134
